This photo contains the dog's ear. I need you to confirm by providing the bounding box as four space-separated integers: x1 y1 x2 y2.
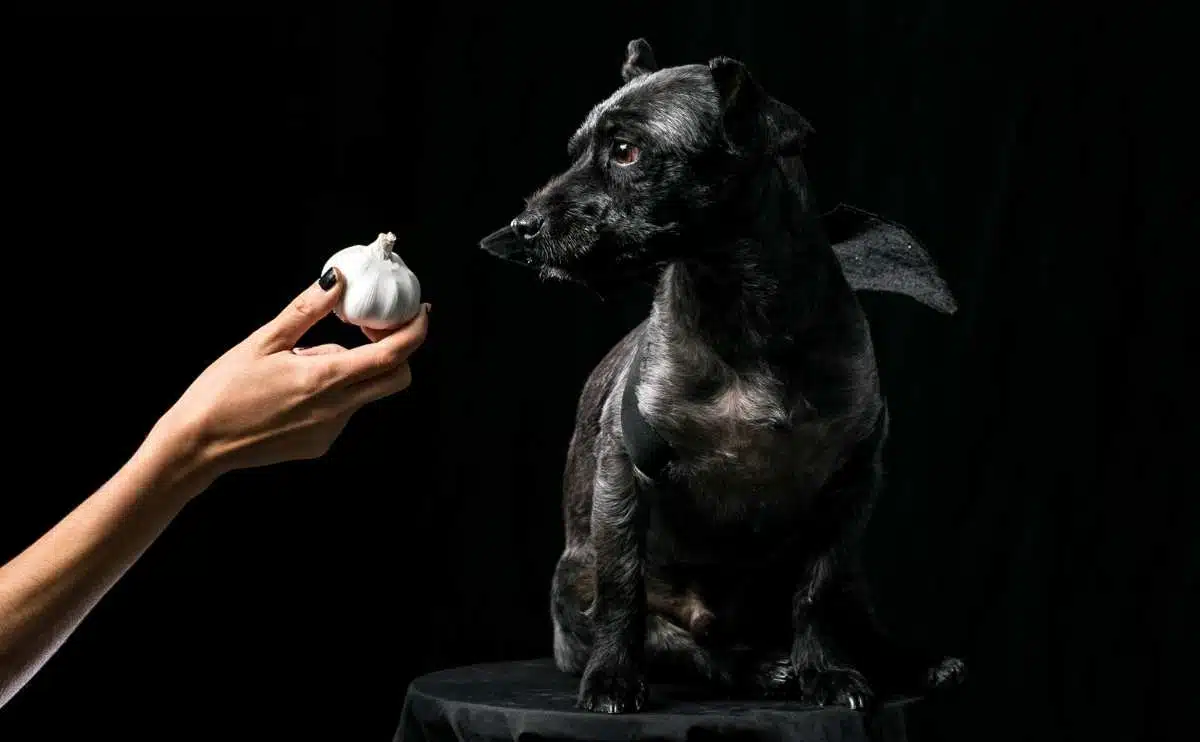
621 38 659 83
708 56 813 158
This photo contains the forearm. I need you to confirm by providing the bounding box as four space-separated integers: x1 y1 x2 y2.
0 424 216 707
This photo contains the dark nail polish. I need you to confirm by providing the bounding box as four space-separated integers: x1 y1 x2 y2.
319 268 337 291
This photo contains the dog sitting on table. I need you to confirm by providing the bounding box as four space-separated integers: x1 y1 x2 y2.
480 38 964 714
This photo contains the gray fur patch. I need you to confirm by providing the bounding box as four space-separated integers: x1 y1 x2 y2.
571 65 719 156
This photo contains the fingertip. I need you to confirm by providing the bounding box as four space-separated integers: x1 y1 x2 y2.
293 273 343 319
319 267 342 292
297 268 346 316
293 343 348 357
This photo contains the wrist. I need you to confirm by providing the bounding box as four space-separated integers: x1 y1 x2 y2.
134 413 223 505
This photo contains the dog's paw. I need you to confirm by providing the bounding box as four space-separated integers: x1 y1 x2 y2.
748 652 797 698
924 656 966 690
577 658 648 714
797 666 874 710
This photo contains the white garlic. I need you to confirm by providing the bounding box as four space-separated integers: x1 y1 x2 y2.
321 232 422 330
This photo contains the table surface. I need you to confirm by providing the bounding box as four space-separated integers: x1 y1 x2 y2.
395 657 927 742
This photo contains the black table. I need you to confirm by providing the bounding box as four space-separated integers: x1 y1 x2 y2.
395 658 937 742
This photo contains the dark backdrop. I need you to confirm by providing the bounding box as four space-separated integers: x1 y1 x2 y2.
2 3 1193 741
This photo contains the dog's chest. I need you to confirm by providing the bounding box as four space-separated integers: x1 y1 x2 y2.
636 362 843 516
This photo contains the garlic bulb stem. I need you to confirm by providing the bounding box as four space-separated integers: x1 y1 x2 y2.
373 232 397 260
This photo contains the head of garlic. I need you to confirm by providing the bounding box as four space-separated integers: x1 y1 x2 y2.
321 232 422 330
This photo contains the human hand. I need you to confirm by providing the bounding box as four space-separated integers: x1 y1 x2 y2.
145 269 429 491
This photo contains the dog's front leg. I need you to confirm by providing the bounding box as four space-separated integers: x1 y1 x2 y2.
790 550 874 709
577 433 648 714
794 551 966 707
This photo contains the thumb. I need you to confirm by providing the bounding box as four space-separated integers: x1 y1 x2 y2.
254 268 344 354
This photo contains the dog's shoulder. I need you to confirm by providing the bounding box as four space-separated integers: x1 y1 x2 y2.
574 320 647 428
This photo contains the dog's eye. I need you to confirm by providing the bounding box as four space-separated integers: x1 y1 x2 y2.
610 141 640 166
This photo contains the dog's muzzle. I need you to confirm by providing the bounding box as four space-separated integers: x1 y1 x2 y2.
479 210 545 266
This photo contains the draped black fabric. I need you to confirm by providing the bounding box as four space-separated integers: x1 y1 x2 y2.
2 3 1193 742
396 658 924 742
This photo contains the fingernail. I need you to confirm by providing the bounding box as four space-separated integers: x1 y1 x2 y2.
319 268 338 291
423 302 432 314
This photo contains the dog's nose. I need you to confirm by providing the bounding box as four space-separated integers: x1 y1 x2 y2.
510 213 545 241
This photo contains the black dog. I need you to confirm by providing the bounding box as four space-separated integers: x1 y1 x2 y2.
481 39 963 714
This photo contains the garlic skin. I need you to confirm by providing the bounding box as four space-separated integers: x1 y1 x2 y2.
321 232 422 330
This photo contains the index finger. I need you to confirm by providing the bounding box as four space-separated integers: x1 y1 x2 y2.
251 269 344 354
319 304 430 384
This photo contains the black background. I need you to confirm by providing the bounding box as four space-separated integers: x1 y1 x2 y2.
2 2 1194 741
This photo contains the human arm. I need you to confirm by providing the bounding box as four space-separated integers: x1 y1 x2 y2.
0 423 211 708
0 269 430 707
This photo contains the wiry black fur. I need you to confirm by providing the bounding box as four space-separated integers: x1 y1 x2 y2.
480 39 964 715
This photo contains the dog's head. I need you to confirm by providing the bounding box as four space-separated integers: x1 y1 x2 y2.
479 38 814 287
